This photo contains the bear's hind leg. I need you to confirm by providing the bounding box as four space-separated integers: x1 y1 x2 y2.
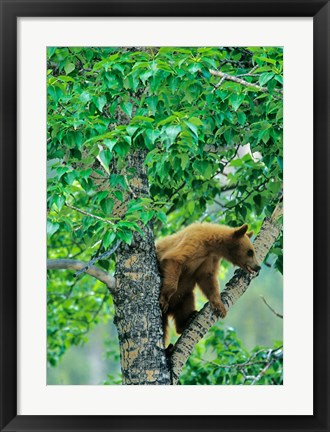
162 312 169 344
172 292 196 334
159 259 182 313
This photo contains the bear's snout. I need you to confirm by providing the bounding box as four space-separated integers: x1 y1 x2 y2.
244 262 261 274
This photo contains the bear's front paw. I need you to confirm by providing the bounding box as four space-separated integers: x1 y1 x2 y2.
159 295 169 313
210 300 227 318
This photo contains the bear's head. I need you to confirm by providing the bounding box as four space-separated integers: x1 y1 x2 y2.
226 224 261 274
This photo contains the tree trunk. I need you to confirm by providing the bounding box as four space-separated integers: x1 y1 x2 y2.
113 149 171 385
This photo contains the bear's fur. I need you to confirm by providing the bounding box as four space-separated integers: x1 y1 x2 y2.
156 222 261 340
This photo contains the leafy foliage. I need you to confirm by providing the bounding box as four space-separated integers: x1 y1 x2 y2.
179 323 283 385
47 46 283 380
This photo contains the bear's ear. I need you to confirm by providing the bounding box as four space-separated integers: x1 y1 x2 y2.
233 224 248 238
247 230 254 238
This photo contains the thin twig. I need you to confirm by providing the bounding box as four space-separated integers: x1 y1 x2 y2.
260 295 283 318
214 75 227 90
250 359 275 385
237 65 259 77
209 69 283 95
124 175 137 198
65 203 115 226
74 240 122 277
210 360 265 369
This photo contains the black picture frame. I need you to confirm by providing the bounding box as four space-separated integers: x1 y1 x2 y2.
0 1 329 431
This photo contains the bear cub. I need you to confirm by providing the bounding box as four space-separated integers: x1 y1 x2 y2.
156 222 261 339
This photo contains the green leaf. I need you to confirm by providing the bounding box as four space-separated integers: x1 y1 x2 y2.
158 160 170 181
110 174 126 189
237 111 246 125
47 220 60 237
64 171 75 185
140 211 154 224
145 129 161 146
118 230 133 245
93 191 108 203
261 129 270 144
103 231 117 249
80 92 91 104
114 141 130 158
100 198 114 215
187 201 195 214
126 126 139 137
268 181 282 194
63 131 83 150
259 72 274 87
95 95 107 112
274 75 283 85
139 70 153 84
121 102 133 117
155 211 167 224
188 117 203 126
276 108 283 121
56 166 70 178
104 139 117 152
157 116 178 126
257 56 277 65
165 125 181 144
146 96 158 113
126 200 143 213
79 168 92 180
180 153 190 170
187 62 201 73
113 190 124 201
131 116 154 124
193 160 213 178
53 195 65 211
99 150 112 168
57 75 75 83
47 47 56 58
229 94 245 111
64 62 75 75
224 128 232 144
184 121 198 137
267 79 277 94
230 159 243 168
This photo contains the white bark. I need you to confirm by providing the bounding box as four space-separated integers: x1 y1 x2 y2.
47 259 115 291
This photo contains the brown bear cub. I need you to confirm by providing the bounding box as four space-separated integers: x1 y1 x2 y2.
156 222 261 340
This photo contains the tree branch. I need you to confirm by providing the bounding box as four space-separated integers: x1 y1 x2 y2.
260 295 283 318
209 69 283 95
170 201 283 384
65 203 116 226
47 259 115 291
237 65 259 77
74 240 121 277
